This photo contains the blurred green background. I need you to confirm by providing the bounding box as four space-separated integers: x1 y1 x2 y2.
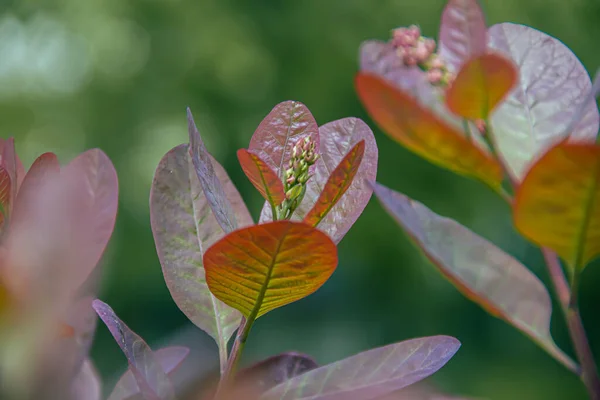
1 0 599 399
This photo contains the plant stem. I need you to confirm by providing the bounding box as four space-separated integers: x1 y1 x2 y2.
214 316 255 398
542 249 600 399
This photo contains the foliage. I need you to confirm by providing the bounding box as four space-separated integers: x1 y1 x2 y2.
0 0 598 399
356 0 600 398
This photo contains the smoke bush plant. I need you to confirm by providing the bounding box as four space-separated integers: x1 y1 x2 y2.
356 0 600 399
1 0 599 399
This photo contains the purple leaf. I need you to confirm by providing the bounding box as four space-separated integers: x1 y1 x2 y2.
261 118 377 243
371 181 577 373
93 300 177 400
187 107 238 233
261 336 460 400
70 359 102 400
150 144 250 367
438 0 488 73
109 347 190 400
237 352 318 393
487 23 600 181
249 100 319 179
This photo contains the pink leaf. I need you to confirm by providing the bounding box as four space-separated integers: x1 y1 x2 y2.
249 101 319 179
260 118 378 244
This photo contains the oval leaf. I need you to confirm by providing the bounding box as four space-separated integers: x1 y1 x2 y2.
304 140 366 227
150 144 251 356
249 101 319 179
188 107 238 233
204 220 338 319
445 53 518 120
70 359 102 400
438 0 488 73
488 22 600 181
355 73 503 188
109 347 190 400
260 118 378 245
237 149 286 207
64 149 119 280
371 181 577 372
514 141 600 270
93 300 177 400
262 336 461 400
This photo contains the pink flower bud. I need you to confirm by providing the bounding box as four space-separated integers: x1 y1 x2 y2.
427 68 443 84
414 41 430 63
429 55 445 70
407 25 421 41
424 38 436 53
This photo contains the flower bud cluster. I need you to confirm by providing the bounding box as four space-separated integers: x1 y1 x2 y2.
390 25 453 86
279 136 319 219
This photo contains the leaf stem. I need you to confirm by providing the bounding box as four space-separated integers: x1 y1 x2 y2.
542 249 600 399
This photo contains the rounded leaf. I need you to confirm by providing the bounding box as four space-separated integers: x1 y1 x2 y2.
488 22 600 181
204 221 338 319
514 141 600 270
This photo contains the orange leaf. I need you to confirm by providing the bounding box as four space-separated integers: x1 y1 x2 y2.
514 141 600 270
304 140 365 227
204 221 338 319
445 53 518 120
355 73 503 188
237 149 286 207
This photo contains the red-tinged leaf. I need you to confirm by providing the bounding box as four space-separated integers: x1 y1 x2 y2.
150 144 251 362
93 300 177 400
487 23 599 181
188 107 238 233
70 359 102 400
304 141 365 227
249 101 319 179
355 73 503 188
109 347 190 400
237 353 318 393
237 149 286 207
262 336 461 400
438 0 488 73
445 53 518 120
204 221 338 319
0 167 108 398
371 181 577 372
0 167 11 227
260 119 378 245
514 142 600 270
0 138 23 215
